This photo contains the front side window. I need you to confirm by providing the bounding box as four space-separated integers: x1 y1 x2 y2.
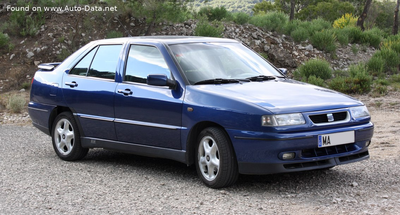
87 45 123 80
125 45 171 83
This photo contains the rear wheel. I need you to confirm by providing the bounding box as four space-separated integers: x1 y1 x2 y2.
51 112 88 161
195 127 238 188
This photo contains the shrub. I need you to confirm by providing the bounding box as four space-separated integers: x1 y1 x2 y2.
367 55 385 77
291 27 309 42
310 30 336 54
375 79 390 86
198 6 229 21
361 31 381 48
333 13 357 29
391 74 400 83
372 84 388 96
296 59 332 80
249 12 288 32
0 33 10 53
328 64 372 94
7 95 26 113
283 19 302 36
8 4 45 37
306 75 325 87
194 19 224 37
342 26 363 43
336 31 349 46
374 48 400 73
106 31 123 39
233 12 250 25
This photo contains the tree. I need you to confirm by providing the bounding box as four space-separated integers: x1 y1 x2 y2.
296 0 354 22
357 0 372 31
252 0 276 15
289 0 295 20
127 0 189 36
394 0 400 35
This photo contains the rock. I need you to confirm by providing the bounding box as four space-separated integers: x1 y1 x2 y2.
27 52 34 59
264 45 270 52
10 54 15 60
34 61 41 66
351 182 359 187
252 32 258 39
305 44 313 51
20 89 25 92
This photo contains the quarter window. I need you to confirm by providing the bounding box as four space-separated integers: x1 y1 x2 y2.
125 45 171 83
69 47 98 76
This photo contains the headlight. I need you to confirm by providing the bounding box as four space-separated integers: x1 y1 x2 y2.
262 113 305 126
350 106 370 119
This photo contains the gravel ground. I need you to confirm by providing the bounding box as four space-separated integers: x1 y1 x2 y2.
1 112 399 214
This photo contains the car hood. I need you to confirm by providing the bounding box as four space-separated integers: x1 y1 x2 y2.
190 79 363 114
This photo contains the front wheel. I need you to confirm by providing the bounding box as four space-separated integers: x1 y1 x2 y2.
195 127 238 188
51 112 88 161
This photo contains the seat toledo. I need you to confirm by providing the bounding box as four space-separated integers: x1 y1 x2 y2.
29 36 374 188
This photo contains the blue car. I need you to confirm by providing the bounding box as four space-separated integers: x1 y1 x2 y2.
28 36 374 188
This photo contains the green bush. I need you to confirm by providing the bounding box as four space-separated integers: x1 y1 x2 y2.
336 32 349 46
374 48 400 73
367 55 385 77
290 27 309 42
372 84 388 96
375 79 390 86
106 31 123 39
360 31 381 48
341 26 363 44
306 75 325 87
249 12 288 32
198 6 229 21
233 12 250 25
194 19 224 38
310 30 337 54
283 20 302 35
0 33 10 53
328 64 372 94
308 18 331 35
7 95 26 113
8 4 45 37
391 74 400 82
296 59 332 80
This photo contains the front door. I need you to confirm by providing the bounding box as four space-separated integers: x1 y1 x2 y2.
114 44 184 149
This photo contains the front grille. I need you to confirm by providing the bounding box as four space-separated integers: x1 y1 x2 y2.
284 159 330 169
339 151 369 162
302 143 358 158
309 111 348 124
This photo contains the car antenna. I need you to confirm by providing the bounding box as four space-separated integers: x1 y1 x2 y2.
116 17 132 37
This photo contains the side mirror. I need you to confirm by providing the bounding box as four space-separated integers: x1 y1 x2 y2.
279 68 288 76
147 74 177 90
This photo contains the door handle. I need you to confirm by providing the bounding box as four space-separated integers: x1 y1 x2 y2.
117 89 133 96
65 81 78 88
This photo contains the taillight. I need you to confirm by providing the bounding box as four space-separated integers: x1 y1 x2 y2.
31 77 34 85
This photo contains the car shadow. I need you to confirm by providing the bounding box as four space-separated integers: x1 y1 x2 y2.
78 149 368 192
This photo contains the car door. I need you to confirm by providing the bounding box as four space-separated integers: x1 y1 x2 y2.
114 44 184 149
62 44 123 140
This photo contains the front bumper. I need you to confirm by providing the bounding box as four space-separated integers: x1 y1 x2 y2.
227 122 374 175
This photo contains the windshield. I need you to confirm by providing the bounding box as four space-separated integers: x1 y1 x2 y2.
169 42 283 84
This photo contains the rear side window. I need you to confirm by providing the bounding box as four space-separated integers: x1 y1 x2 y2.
69 47 98 76
88 45 123 80
125 45 171 83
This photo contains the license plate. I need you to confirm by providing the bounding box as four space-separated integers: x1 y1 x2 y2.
318 131 355 148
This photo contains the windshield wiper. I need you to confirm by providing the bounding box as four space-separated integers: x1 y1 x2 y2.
246 75 276 82
194 78 245 85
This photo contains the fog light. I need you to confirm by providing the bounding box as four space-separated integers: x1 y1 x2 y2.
282 152 295 160
366 141 371 147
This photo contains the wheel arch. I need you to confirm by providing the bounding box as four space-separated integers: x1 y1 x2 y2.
185 121 234 166
48 106 73 135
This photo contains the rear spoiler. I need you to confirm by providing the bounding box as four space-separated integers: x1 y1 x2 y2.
38 62 61 71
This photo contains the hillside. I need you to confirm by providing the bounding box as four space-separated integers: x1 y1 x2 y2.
190 0 263 14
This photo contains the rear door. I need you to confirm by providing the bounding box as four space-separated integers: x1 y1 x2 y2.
114 44 184 149
62 44 123 140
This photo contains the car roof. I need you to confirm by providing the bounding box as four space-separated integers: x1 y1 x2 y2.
92 36 239 45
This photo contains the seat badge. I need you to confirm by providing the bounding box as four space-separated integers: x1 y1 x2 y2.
327 113 334 122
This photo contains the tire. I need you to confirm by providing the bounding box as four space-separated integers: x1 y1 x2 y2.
195 127 238 188
51 112 88 161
